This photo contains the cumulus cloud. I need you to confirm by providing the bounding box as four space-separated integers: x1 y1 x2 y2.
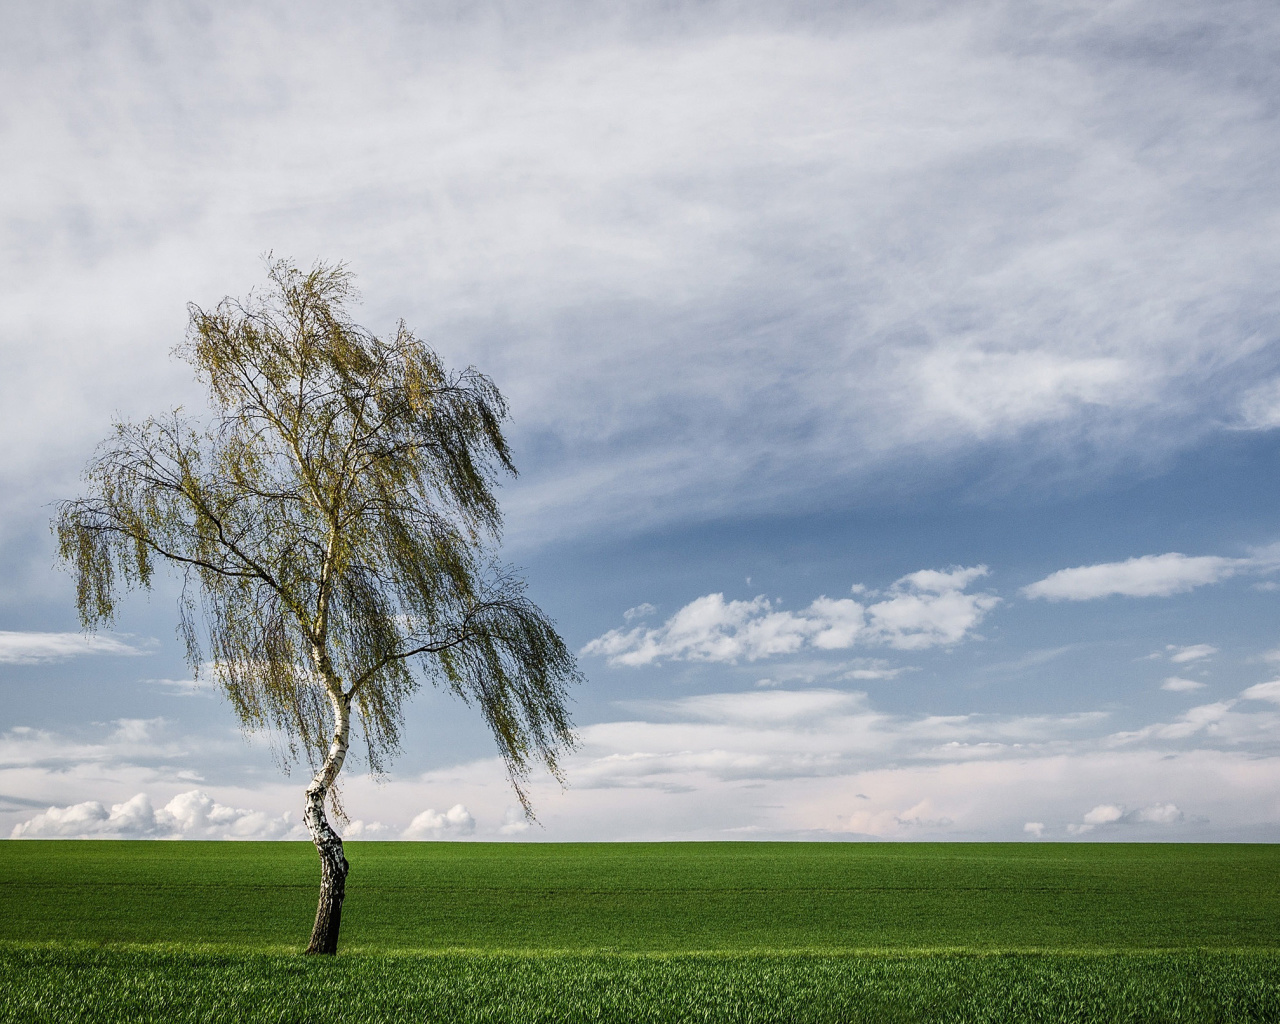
0 631 151 664
403 803 476 839
1022 554 1247 601
498 808 531 836
583 567 997 666
10 790 296 839
345 819 395 839
1161 677 1207 692
1068 802 1183 834
1083 803 1124 826
1023 821 1045 838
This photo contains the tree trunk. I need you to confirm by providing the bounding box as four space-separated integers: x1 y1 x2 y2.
304 781 348 955
303 684 352 955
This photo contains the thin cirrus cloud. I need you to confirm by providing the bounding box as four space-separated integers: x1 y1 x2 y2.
3 2 1280 554
1020 553 1251 602
582 566 997 667
1167 644 1218 663
0 631 152 664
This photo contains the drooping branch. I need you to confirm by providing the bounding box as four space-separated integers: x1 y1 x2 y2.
56 256 579 806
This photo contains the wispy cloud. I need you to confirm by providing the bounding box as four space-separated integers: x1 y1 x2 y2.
1167 644 1218 663
3 2 1280 551
1022 554 1248 601
0 631 152 664
1240 680 1280 704
583 567 997 666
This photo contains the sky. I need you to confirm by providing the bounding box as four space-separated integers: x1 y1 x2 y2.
4 0 1280 842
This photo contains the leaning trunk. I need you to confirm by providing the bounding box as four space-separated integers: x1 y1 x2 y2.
304 687 351 955
304 780 348 954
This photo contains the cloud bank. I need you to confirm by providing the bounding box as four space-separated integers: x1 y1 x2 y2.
7 677 1280 841
10 790 297 840
11 791 483 841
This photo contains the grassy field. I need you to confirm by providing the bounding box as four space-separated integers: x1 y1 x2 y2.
2 841 1278 1022
6 946 1280 1023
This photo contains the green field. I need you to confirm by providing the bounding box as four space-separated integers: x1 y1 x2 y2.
2 841 1278 1022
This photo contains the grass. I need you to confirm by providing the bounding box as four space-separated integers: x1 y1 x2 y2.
4 947 1280 1023
1 841 1278 1021
6 840 1280 950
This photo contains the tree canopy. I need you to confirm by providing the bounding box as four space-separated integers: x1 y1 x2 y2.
55 259 580 951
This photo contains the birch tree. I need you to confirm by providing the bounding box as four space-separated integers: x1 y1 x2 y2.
55 260 579 954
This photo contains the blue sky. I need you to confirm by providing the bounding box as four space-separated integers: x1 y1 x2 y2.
4 0 1280 841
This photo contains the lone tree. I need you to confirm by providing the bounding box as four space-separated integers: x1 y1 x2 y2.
55 260 579 954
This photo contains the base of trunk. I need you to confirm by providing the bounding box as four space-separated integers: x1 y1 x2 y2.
305 835 349 955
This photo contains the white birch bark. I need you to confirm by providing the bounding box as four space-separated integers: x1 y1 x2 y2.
304 680 351 954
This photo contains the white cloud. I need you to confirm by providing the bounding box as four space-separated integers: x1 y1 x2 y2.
1068 802 1183 834
1161 677 1207 692
1168 644 1218 663
145 676 217 698
1023 821 1045 838
1021 554 1246 601
403 803 476 839
1134 803 1184 825
1238 377 1280 430
623 603 657 622
0 631 151 664
646 689 865 728
110 718 164 743
583 567 997 666
498 808 531 836
1083 803 1124 825
160 790 295 839
345 819 394 839
9 795 152 839
10 789 297 839
843 664 906 681
1240 680 1280 704
1109 700 1246 744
